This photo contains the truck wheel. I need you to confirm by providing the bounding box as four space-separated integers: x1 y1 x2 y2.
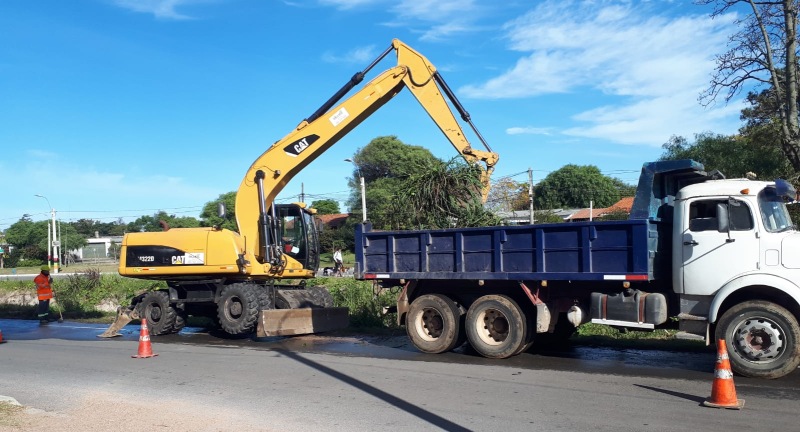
406 294 464 354
217 283 260 335
716 300 800 379
466 295 528 359
139 290 177 336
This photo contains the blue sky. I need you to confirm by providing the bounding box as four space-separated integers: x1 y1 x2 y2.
0 0 747 230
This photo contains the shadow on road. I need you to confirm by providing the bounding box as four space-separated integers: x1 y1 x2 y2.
275 348 471 431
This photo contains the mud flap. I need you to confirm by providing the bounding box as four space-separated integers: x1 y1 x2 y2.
256 307 349 337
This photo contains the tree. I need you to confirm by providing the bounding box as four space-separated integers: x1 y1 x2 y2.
486 178 530 213
397 158 499 229
347 136 496 229
200 192 237 231
535 165 620 209
310 199 340 215
699 0 800 172
346 136 439 227
5 216 49 261
660 132 790 179
127 211 200 232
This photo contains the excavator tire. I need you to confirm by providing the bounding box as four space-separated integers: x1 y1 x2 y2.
275 288 333 309
139 290 178 335
308 286 334 308
173 307 188 333
217 283 260 335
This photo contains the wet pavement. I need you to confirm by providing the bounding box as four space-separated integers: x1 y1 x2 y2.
2 317 799 392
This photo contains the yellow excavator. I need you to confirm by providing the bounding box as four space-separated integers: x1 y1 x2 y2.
100 39 499 338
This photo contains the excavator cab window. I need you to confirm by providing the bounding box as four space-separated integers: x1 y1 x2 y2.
276 204 319 271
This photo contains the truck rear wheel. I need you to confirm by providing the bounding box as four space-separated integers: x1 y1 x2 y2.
406 294 464 354
716 300 800 379
466 295 528 359
217 283 260 335
139 290 177 335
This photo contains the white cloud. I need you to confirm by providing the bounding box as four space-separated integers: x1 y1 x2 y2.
460 0 743 146
506 126 553 136
111 0 212 20
317 0 380 10
322 45 378 64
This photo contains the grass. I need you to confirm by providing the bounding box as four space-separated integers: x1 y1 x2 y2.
0 401 24 428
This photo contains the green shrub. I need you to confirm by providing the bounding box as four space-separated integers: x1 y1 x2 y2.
308 277 399 329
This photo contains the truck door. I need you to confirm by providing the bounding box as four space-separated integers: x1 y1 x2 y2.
681 198 759 295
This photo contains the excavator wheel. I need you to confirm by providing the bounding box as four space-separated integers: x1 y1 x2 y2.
217 283 261 335
308 286 335 308
139 290 178 335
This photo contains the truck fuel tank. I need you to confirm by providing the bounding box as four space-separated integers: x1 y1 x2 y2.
589 290 667 329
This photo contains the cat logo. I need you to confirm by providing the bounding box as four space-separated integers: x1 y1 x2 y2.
283 134 319 157
171 256 184 265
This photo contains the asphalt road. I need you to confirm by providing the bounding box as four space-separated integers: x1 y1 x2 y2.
1 319 799 431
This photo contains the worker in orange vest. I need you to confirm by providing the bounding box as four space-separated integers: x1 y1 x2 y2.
34 265 54 324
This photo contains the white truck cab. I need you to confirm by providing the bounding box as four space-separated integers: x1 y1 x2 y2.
674 178 800 378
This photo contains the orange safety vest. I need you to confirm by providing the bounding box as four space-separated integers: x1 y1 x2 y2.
34 273 53 301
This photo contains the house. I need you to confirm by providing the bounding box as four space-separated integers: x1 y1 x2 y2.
564 197 634 222
495 209 580 225
315 213 350 231
70 235 124 262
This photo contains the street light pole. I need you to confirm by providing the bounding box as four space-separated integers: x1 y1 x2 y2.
344 158 366 222
35 194 59 273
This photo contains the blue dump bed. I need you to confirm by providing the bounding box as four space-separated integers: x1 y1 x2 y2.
354 219 658 282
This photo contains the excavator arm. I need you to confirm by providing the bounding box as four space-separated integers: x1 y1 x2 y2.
235 39 499 275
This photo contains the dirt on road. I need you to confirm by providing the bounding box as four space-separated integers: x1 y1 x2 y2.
0 391 274 432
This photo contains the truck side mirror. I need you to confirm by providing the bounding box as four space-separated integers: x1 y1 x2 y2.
218 202 226 218
716 202 729 232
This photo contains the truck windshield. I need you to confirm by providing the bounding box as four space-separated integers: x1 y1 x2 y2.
759 187 794 232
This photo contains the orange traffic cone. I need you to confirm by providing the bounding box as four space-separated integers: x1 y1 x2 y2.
703 339 744 409
0 329 6 344
131 319 157 359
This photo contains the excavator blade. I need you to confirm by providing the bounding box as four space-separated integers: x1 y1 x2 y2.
256 307 349 337
97 306 140 338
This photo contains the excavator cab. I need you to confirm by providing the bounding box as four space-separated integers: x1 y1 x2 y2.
276 204 320 272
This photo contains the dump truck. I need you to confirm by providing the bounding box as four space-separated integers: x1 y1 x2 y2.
356 160 800 379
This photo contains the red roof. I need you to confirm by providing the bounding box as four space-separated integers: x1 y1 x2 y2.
566 197 634 221
316 213 349 228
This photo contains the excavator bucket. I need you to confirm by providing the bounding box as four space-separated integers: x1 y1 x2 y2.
97 305 140 338
257 307 349 337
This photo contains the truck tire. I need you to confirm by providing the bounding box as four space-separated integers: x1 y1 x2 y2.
466 295 528 359
716 300 800 379
406 294 464 354
138 290 177 336
217 283 261 335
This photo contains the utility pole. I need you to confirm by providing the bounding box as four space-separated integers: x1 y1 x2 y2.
345 158 367 222
300 183 305 203
35 194 58 273
528 167 535 224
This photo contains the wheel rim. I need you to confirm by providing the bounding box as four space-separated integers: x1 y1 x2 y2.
148 303 162 323
415 307 444 342
732 315 786 362
475 308 508 346
226 296 244 320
